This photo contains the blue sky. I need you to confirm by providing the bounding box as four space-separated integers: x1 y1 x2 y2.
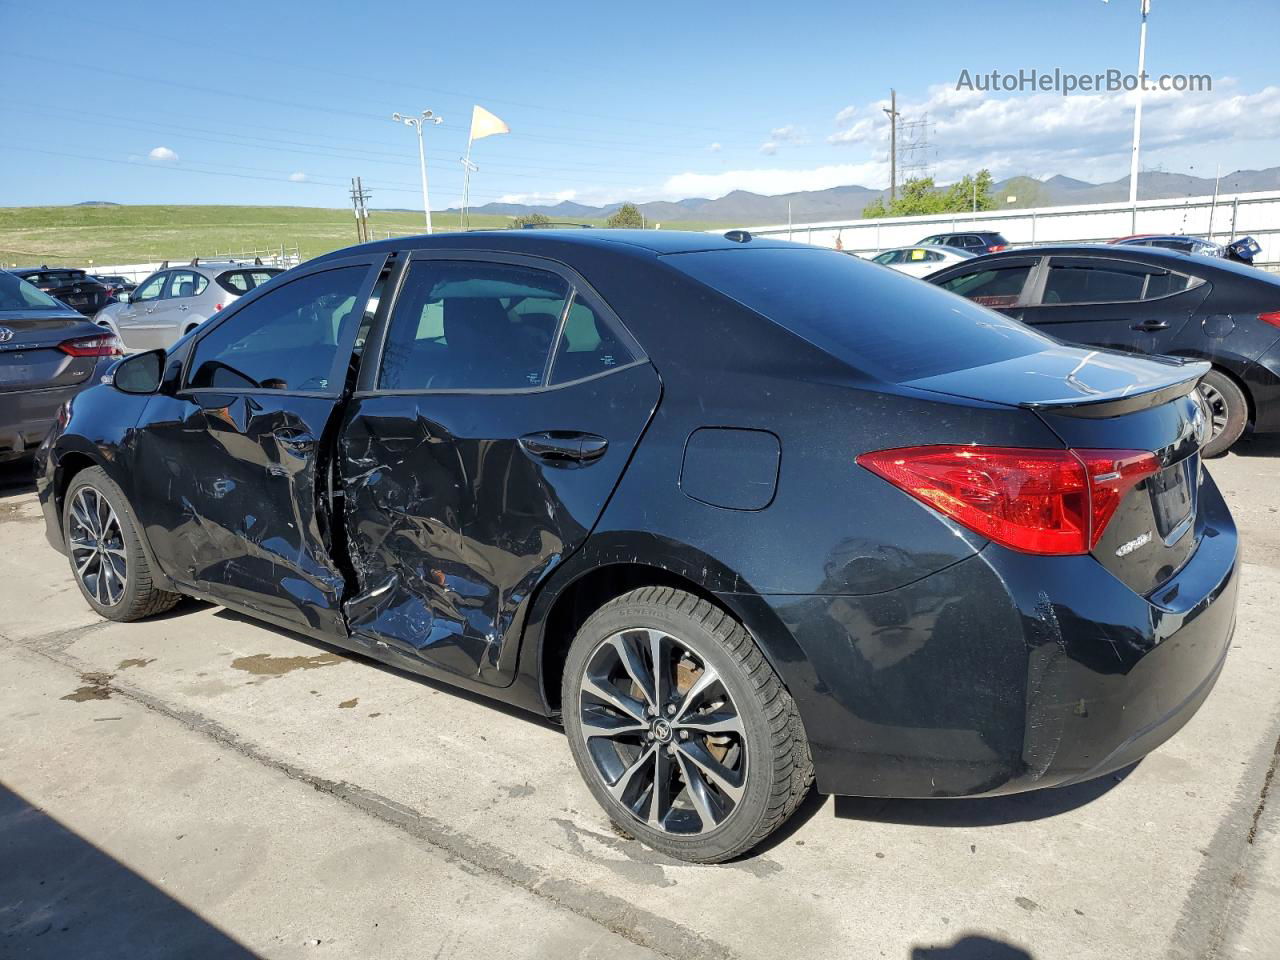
2 0 1278 209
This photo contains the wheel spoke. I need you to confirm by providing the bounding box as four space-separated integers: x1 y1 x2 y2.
648 629 669 712
606 744 656 803
579 708 647 740
608 632 656 709
647 748 675 829
674 749 726 833
676 708 745 738
672 663 723 725
581 674 647 725
676 739 745 804
73 549 96 576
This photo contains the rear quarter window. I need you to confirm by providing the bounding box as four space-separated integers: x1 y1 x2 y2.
666 247 1053 382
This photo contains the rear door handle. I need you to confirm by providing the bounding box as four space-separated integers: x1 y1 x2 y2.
1130 319 1169 331
519 431 608 465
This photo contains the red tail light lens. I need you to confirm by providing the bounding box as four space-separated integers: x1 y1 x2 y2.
214 302 223 311
59 334 124 357
856 445 1159 555
1259 310 1280 329
987 244 1007 252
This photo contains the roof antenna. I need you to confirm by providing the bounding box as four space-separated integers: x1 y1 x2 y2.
723 230 752 243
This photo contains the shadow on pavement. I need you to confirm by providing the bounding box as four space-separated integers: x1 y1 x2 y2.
0 458 37 500
1226 433 1280 458
834 762 1137 827
0 781 254 959
911 933 1034 958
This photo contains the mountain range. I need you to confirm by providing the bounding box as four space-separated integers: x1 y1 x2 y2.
446 166 1280 225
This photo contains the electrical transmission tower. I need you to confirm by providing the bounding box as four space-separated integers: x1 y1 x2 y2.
897 114 934 185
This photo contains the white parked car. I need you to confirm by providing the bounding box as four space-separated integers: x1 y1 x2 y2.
869 244 975 278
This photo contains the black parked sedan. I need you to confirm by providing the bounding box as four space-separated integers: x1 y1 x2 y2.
926 245 1280 456
11 267 113 317
37 231 1237 862
1 271 123 462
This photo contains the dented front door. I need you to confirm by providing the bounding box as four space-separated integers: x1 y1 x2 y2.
132 257 384 638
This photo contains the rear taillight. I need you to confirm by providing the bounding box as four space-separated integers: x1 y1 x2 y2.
58 334 124 357
987 244 1007 252
856 445 1160 555
214 302 223 311
1259 310 1280 329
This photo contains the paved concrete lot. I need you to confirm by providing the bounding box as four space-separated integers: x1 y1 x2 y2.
2 441 1279 960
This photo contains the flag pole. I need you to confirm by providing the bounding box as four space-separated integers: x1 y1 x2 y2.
460 135 475 231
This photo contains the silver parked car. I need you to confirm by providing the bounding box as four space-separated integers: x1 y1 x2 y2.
94 260 284 350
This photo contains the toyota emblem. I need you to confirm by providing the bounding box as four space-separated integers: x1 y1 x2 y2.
0 327 14 343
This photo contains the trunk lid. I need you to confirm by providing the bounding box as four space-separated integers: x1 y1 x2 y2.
0 311 101 392
905 346 1208 596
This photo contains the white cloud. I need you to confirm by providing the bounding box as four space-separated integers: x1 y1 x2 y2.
759 141 778 156
288 171 308 182
827 82 1280 181
148 146 178 162
494 188 579 205
769 124 807 144
708 142 722 153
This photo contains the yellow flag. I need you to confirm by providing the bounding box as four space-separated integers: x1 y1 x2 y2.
470 105 509 142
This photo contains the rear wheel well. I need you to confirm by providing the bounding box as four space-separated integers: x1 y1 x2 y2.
1205 364 1255 424
539 563 728 714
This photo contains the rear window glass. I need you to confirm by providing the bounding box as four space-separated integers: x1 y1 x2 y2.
936 264 1033 308
667 247 1052 382
0 272 61 310
1043 263 1147 304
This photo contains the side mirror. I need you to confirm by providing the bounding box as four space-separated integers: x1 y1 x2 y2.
117 291 131 303
110 349 165 394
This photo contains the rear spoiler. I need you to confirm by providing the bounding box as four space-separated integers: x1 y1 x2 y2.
1019 357 1209 419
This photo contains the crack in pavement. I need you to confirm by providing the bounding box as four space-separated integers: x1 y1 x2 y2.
1168 709 1280 960
6 634 736 960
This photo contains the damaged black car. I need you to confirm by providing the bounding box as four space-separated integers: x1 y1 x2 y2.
36 230 1238 862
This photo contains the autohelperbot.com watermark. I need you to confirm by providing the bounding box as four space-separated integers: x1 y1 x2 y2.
956 68 1211 95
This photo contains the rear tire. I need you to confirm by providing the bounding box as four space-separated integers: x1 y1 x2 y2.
562 587 813 863
63 467 181 621
1198 370 1247 457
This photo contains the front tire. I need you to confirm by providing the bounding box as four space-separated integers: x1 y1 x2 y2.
1198 369 1247 457
562 587 813 863
63 467 181 621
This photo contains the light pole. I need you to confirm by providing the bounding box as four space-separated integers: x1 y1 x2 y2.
392 110 443 233
1123 0 1151 232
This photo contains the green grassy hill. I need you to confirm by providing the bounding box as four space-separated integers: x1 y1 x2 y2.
0 205 732 268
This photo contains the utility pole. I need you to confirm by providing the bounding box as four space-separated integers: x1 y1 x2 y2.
392 110 443 233
349 177 372 242
883 88 899 203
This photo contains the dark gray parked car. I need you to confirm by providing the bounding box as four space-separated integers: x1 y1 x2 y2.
0 270 122 462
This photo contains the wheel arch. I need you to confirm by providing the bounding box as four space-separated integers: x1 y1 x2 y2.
523 538 813 722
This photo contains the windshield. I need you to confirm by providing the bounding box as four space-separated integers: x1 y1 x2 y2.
0 271 63 310
665 246 1056 382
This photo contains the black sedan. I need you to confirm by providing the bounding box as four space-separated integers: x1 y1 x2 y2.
36 230 1237 862
11 266 113 317
926 245 1280 455
0 271 123 462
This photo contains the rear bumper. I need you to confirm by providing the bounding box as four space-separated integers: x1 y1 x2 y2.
0 385 77 462
751 472 1239 799
1244 344 1280 434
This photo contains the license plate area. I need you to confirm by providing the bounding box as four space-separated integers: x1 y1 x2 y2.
1150 453 1197 542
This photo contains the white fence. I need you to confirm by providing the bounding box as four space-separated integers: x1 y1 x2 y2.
90 246 303 284
727 189 1280 269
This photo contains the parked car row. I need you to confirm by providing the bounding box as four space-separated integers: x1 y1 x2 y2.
35 228 1240 863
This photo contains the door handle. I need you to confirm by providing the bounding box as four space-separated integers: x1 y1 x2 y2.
179 304 188 311
1130 319 1169 331
519 431 608 466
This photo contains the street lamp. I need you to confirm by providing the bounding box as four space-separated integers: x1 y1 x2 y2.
1108 0 1152 232
391 109 443 234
